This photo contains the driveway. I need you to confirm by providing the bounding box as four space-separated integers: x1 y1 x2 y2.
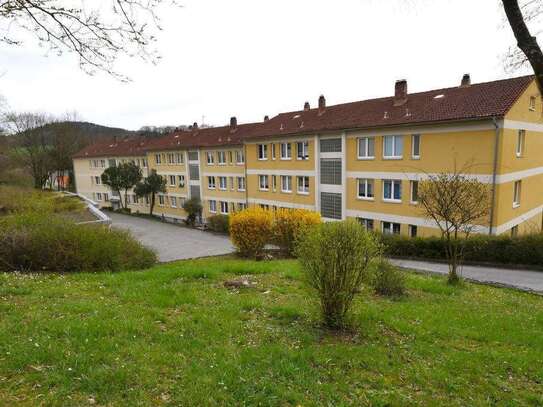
109 212 235 262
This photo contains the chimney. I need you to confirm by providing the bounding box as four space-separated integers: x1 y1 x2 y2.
304 101 310 111
230 116 237 130
192 122 198 129
264 115 269 122
460 73 471 87
318 95 326 113
394 80 408 106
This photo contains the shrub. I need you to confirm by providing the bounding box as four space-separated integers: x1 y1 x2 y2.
273 208 321 256
229 207 273 258
371 259 406 297
296 219 381 329
380 233 543 268
207 214 229 234
183 198 202 226
0 213 156 273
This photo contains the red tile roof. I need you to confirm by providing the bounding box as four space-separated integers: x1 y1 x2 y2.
248 75 534 139
73 75 534 158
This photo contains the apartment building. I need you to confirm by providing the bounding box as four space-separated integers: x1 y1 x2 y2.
73 74 543 237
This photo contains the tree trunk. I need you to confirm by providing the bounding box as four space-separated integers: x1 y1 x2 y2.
503 0 543 92
149 193 155 216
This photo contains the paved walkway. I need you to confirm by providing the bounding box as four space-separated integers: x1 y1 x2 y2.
109 213 543 293
390 259 543 294
109 212 235 262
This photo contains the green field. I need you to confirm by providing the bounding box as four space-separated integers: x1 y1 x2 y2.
1 258 542 406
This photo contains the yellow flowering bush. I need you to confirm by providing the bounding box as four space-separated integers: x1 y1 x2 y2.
229 207 274 258
273 208 321 256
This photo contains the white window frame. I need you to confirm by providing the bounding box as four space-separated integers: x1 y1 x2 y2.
358 218 374 231
158 195 165 206
357 178 374 200
259 175 269 191
410 180 419 204
280 142 292 160
237 177 246 191
170 196 177 208
155 154 162 165
142 159 148 168
209 200 217 213
175 153 183 164
96 192 103 201
178 175 185 188
382 221 401 235
206 152 215 165
94 176 101 185
513 180 521 208
208 176 216 189
357 137 375 160
219 176 227 191
530 96 536 111
238 202 247 211
236 150 245 164
271 143 276 160
408 225 418 238
217 151 226 165
104 193 109 202
296 141 309 160
281 175 292 193
383 135 403 159
258 144 268 160
229 176 235 191
383 179 402 202
411 134 421 159
169 175 176 187
220 201 229 214
297 176 310 194
516 130 526 158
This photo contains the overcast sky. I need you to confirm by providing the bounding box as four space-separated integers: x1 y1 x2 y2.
0 0 530 131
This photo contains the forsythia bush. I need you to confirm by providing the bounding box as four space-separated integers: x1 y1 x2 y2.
229 207 274 258
273 208 321 255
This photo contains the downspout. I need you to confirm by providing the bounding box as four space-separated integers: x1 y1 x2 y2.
489 117 501 235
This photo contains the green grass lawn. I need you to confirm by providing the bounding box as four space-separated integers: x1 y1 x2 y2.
1 258 542 406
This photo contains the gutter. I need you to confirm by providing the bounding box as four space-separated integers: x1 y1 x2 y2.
489 117 501 235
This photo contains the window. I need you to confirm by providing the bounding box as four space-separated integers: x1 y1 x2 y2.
236 150 245 164
320 138 342 153
94 176 101 185
208 176 216 189
175 153 183 164
517 130 526 157
320 192 342 219
167 153 175 164
383 135 403 158
357 137 375 159
142 159 148 168
178 175 185 188
238 202 247 211
189 164 199 180
188 151 199 161
383 180 402 201
169 175 176 186
259 175 269 190
271 143 276 160
206 152 215 165
410 181 419 203
272 175 277 191
530 96 536 111
409 225 418 238
280 142 292 159
209 200 217 213
229 176 235 191
358 218 374 231
100 159 106 168
297 176 310 194
357 178 374 200
96 192 103 201
382 222 401 235
412 134 421 158
228 151 233 164
513 180 522 208
218 176 227 190
260 204 270 210
158 195 165 206
155 154 162 164
281 175 292 192
258 144 268 160
297 141 309 160
171 196 177 208
220 201 229 214
217 151 226 165
320 158 342 185
511 225 519 237
237 177 246 191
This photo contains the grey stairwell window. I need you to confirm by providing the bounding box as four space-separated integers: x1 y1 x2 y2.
320 158 342 185
189 164 200 180
188 151 199 161
321 192 342 219
190 185 201 200
320 138 342 153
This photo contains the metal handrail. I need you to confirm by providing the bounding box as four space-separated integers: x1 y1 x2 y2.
62 191 112 226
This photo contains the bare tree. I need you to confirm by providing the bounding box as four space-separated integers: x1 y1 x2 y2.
418 168 492 284
0 1 177 80
503 0 543 91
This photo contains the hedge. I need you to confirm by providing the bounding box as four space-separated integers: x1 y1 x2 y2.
380 233 543 268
